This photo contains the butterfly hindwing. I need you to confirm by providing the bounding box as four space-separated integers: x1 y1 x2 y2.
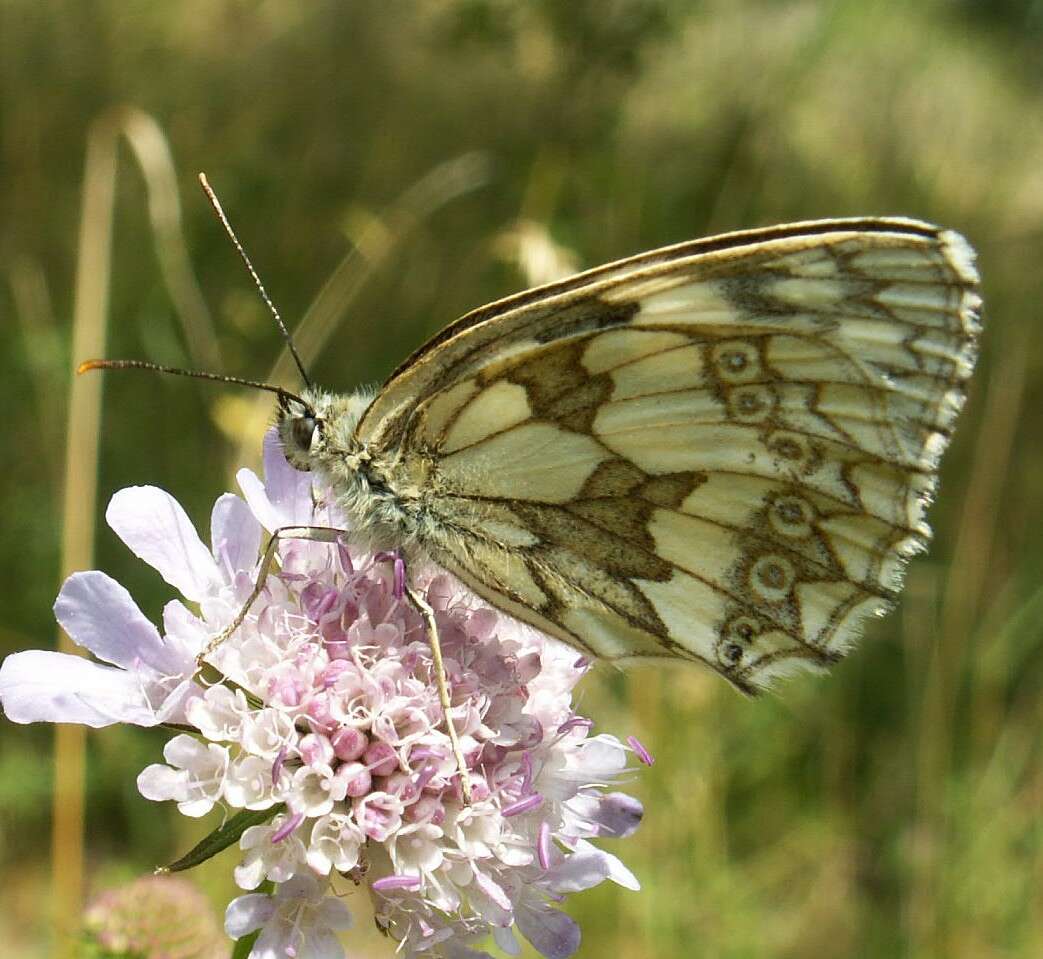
355 219 980 691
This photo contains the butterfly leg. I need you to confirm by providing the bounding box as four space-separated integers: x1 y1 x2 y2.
406 584 473 806
196 524 345 670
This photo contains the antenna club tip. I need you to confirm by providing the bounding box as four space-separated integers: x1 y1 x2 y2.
198 172 209 187
77 359 103 375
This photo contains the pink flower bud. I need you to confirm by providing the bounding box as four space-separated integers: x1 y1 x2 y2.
337 762 372 798
305 695 336 732
384 771 419 803
269 673 305 707
331 726 367 762
364 741 398 777
403 794 444 825
299 733 334 767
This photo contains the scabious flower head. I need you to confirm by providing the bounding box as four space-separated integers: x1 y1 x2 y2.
0 431 647 959
83 875 227 959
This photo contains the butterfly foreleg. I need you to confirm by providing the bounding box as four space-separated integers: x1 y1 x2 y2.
406 584 473 806
196 524 346 669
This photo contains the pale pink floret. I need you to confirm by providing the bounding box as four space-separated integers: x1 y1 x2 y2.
234 815 309 890
137 734 229 818
225 874 352 959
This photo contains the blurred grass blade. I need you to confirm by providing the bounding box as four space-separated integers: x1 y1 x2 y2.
116 107 221 371
51 109 120 959
50 105 220 959
942 316 1029 663
231 151 492 469
285 150 491 375
494 218 580 286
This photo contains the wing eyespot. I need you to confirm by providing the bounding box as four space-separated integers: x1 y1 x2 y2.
712 340 763 384
768 495 815 538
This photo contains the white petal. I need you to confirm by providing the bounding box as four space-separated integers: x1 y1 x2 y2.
164 733 209 768
262 429 313 525
547 848 610 893
137 762 188 802
302 928 348 959
161 600 207 659
604 853 640 891
233 855 268 892
178 795 219 818
474 869 511 911
573 838 640 891
0 650 156 727
316 896 354 931
570 736 627 777
187 685 248 742
224 755 277 809
53 571 182 674
155 678 203 726
493 926 522 955
446 943 497 959
106 487 221 602
584 791 643 838
211 493 262 578
236 468 282 534
224 893 274 938
252 924 295 959
516 905 581 959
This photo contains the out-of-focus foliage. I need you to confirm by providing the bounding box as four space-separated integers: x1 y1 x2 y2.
1 1 1042 957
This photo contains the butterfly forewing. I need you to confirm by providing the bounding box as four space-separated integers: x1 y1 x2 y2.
355 219 980 692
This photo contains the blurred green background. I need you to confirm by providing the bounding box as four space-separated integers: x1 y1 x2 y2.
2 1 1042 957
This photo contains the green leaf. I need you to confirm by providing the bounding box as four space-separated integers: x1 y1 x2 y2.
159 804 285 874
231 929 260 959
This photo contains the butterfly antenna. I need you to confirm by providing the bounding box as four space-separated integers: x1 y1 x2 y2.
77 358 308 407
198 172 312 388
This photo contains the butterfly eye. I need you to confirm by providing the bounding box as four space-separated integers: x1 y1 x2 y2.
292 414 318 452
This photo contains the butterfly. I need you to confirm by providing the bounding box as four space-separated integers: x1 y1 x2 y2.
266 216 981 695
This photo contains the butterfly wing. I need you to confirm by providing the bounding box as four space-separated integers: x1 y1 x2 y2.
356 219 981 691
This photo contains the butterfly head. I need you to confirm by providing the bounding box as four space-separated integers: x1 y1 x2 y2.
276 390 322 470
276 386 373 472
